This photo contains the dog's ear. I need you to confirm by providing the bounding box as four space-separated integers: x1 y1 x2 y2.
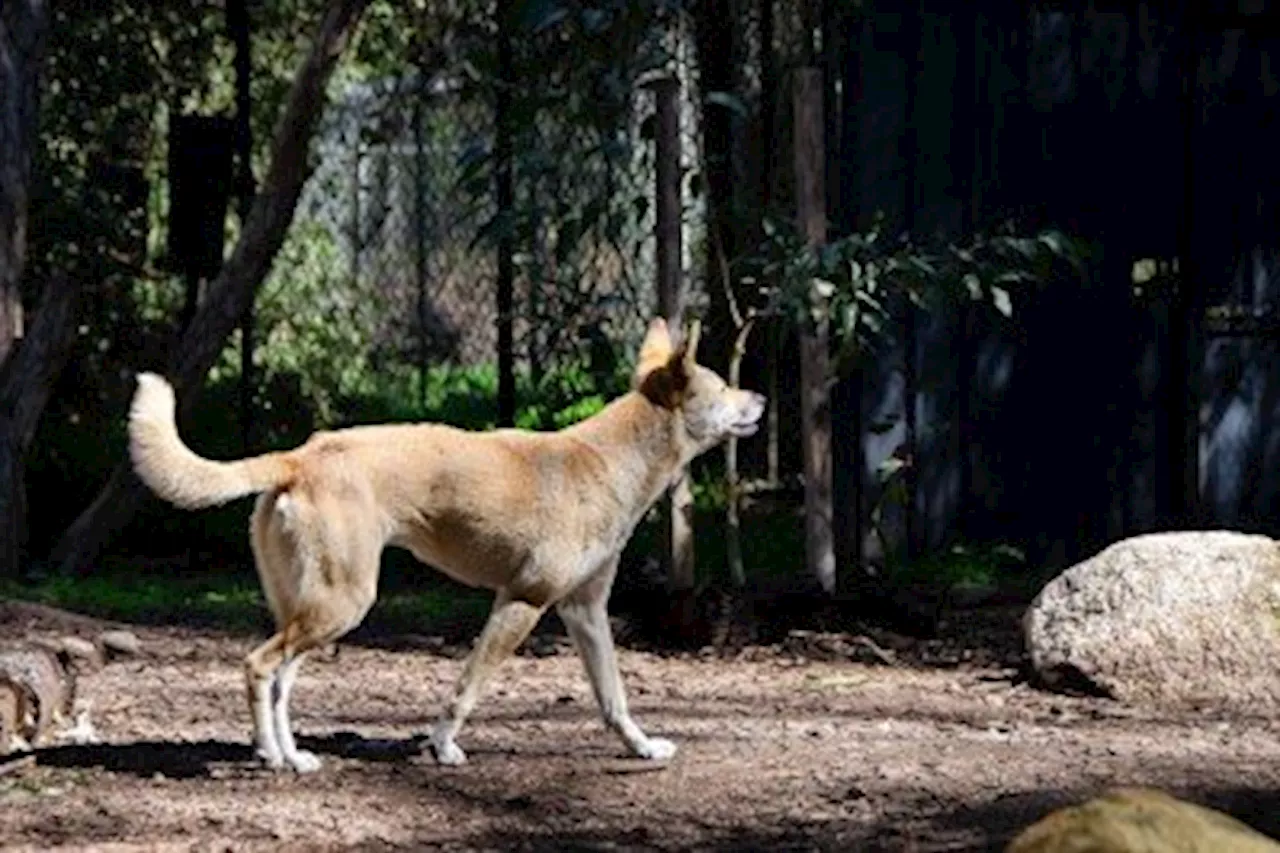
633 317 674 387
636 318 699 408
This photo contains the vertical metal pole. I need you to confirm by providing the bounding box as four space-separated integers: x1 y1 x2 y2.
495 0 516 427
229 0 255 453
351 110 361 366
413 69 429 413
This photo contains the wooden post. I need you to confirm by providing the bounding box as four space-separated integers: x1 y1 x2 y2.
794 68 836 593
653 76 696 601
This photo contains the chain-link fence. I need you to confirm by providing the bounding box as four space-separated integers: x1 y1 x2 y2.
282 23 708 388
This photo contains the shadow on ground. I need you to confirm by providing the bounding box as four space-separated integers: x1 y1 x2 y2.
337 783 1280 853
32 732 427 779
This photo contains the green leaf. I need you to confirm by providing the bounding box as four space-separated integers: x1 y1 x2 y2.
876 456 907 481
705 90 749 117
991 286 1012 317
520 0 569 33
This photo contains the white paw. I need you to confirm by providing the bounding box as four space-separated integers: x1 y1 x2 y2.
286 749 323 774
255 745 285 770
635 737 676 761
432 739 467 766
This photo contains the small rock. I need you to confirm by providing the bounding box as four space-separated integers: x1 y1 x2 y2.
99 631 142 659
56 637 104 671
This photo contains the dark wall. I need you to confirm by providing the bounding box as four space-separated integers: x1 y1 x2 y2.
830 3 1280 571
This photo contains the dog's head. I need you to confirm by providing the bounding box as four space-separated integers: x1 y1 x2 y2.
632 317 767 455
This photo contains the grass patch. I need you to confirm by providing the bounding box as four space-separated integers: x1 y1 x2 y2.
880 542 1031 591
1 562 495 638
1 572 271 632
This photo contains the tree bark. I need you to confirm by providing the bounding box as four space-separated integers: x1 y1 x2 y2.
50 0 372 574
0 0 48 367
794 68 835 594
0 275 81 577
691 0 737 377
0 0 51 579
652 76 695 598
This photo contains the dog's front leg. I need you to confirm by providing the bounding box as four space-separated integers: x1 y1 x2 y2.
557 579 676 762
430 592 545 766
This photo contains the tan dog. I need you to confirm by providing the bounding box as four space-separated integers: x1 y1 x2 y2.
127 318 765 772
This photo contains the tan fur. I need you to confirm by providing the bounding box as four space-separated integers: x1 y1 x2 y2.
128 317 765 771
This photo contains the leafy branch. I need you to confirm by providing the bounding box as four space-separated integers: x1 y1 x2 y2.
737 216 1086 379
723 215 1084 578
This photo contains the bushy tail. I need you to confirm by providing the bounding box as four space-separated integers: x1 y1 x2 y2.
128 373 295 509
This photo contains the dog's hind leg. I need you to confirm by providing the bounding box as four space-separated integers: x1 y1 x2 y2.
245 632 288 768
430 591 545 766
270 649 313 769
246 496 379 773
246 583 374 773
557 563 676 762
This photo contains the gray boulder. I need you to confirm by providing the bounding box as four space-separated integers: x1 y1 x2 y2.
1023 530 1280 706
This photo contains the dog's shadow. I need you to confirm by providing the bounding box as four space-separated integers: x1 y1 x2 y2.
31 731 427 779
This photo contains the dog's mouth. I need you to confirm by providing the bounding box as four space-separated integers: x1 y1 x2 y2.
724 394 766 439
729 415 763 438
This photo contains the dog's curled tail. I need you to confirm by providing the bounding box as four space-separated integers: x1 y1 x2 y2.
128 372 295 509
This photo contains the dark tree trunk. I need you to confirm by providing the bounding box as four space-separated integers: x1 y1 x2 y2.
50 0 372 575
0 0 51 579
0 275 81 577
794 68 835 594
0 0 47 368
692 0 737 376
652 75 696 637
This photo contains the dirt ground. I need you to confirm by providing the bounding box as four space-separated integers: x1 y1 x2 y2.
2 599 1280 852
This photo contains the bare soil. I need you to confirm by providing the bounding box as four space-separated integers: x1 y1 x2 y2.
2 598 1279 852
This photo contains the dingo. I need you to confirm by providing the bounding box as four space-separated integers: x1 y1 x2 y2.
128 318 765 772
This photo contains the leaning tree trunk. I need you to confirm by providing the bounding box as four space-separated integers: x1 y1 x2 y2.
0 0 51 579
0 276 81 577
50 0 372 575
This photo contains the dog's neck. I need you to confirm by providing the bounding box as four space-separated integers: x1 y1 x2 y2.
566 391 688 513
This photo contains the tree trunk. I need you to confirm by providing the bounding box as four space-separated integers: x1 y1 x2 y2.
0 275 81 577
794 68 835 594
0 0 51 580
692 0 737 377
50 0 372 575
652 74 698 638
0 0 47 368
